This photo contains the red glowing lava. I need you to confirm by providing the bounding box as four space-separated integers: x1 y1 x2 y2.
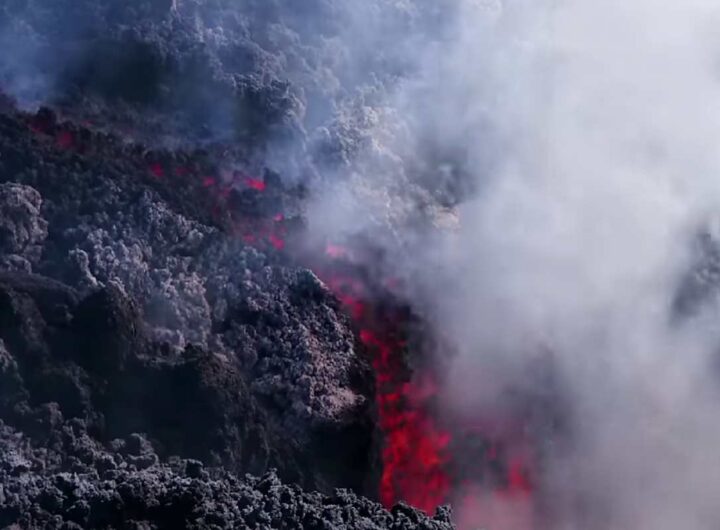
505 457 533 494
308 245 537 523
268 232 285 250
229 216 286 250
359 327 451 513
56 130 74 150
316 246 452 514
325 244 349 259
245 177 266 191
148 163 164 178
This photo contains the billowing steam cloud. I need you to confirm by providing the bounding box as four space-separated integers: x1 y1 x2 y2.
312 0 720 528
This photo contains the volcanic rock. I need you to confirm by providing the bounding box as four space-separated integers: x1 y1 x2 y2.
0 58 453 530
0 0 460 527
0 183 48 272
0 418 454 529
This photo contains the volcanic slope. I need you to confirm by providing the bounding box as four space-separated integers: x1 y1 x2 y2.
0 0 463 527
0 95 452 529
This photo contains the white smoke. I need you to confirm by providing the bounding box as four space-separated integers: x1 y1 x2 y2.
408 1 720 528
312 0 720 528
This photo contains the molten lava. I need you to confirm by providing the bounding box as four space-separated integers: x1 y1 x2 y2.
317 250 452 514
360 327 452 513
148 163 165 179
56 130 74 150
312 245 536 522
245 177 267 191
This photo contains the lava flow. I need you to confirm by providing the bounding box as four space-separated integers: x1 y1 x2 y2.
134 150 535 519
317 254 453 513
312 247 538 522
214 176 454 511
26 109 534 521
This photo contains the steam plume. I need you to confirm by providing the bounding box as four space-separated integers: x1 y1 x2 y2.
314 0 720 528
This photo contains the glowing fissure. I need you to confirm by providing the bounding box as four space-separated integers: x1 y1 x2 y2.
321 264 453 513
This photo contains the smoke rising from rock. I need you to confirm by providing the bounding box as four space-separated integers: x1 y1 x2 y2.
312 0 720 528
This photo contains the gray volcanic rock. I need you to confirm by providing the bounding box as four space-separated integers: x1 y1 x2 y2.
0 183 48 272
0 103 377 493
674 230 720 318
0 94 440 527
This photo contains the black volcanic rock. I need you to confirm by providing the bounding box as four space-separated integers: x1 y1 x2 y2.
0 183 48 272
0 419 453 529
69 283 141 375
0 222 374 486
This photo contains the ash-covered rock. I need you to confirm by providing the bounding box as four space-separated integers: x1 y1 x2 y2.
0 182 48 272
0 102 376 487
0 266 430 528
0 0 429 151
0 91 403 524
0 254 445 528
0 0 467 212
